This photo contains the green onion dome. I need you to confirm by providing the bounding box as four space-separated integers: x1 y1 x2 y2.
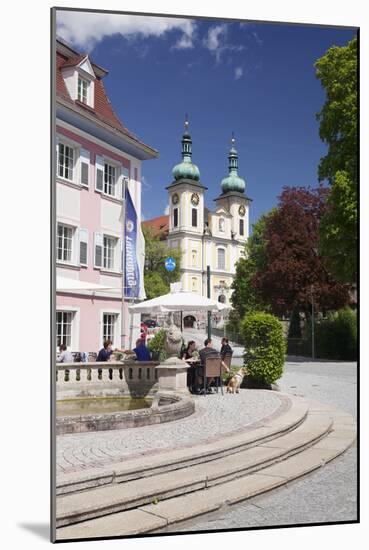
221 136 246 193
172 119 200 181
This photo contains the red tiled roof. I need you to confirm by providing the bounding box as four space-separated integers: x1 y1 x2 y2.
142 215 169 239
55 42 157 155
60 54 86 69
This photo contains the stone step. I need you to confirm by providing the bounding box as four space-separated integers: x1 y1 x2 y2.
57 394 308 496
56 408 333 528
56 411 356 540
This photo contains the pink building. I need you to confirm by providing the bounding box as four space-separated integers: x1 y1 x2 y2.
55 38 157 354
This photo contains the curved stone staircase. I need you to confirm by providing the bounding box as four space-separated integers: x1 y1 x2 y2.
55 394 356 540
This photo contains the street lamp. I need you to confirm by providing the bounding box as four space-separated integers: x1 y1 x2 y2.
311 285 315 360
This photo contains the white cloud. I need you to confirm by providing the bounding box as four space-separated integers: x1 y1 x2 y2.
203 24 245 64
203 24 227 62
56 11 196 52
234 66 243 80
164 205 170 215
141 175 152 191
172 33 194 50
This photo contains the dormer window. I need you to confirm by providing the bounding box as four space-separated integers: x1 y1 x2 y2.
78 76 89 104
61 55 96 109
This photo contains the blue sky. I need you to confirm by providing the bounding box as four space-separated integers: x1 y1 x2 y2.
57 11 356 229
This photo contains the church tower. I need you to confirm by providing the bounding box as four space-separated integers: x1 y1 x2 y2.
166 117 207 294
214 135 250 243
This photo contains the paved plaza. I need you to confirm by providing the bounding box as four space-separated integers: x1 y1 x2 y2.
57 390 284 475
159 359 358 532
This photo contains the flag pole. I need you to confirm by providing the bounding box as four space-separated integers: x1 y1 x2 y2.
121 178 127 349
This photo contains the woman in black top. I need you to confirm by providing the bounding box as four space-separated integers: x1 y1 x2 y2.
181 340 197 360
220 337 233 358
181 341 198 392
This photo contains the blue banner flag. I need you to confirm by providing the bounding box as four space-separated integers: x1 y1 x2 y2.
124 188 140 298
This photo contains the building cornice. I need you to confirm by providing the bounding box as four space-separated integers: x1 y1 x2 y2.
56 97 158 160
166 178 208 191
213 192 253 202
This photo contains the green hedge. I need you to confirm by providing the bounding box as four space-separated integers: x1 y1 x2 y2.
307 307 357 360
239 312 285 385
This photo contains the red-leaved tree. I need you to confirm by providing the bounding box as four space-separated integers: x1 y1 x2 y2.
253 186 349 316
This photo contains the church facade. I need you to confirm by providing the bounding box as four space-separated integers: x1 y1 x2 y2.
144 120 251 309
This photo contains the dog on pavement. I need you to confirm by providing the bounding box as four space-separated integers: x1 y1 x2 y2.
226 367 247 394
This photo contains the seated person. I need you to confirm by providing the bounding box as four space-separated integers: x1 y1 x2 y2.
196 338 220 393
57 343 73 363
181 340 197 360
133 338 151 361
96 339 113 362
181 341 198 392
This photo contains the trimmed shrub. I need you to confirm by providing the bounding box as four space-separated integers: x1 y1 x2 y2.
307 307 357 360
239 312 286 385
147 329 168 361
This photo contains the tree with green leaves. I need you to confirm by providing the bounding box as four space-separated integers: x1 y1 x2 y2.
230 210 275 319
315 36 357 283
142 226 182 299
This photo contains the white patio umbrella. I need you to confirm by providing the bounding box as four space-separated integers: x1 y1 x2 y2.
128 290 222 314
56 276 116 293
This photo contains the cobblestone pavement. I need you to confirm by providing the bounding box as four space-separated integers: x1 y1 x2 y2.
56 389 283 475
159 360 358 533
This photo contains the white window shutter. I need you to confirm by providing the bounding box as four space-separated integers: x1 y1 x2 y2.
120 238 124 273
55 136 59 176
122 167 129 199
95 155 104 192
80 148 90 186
94 232 103 268
79 228 88 266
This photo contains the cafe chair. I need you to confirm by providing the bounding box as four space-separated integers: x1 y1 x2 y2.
222 353 233 370
203 356 223 396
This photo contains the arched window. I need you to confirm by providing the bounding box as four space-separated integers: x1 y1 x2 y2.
191 277 198 292
219 218 225 232
217 248 225 270
173 208 178 228
191 249 197 267
192 208 198 227
218 294 226 303
239 218 244 236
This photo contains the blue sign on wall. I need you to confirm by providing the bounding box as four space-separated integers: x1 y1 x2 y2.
165 257 176 272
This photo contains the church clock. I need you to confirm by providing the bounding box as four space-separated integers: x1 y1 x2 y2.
172 193 179 205
191 193 199 206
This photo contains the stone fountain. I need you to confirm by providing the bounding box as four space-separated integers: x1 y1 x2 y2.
155 313 190 394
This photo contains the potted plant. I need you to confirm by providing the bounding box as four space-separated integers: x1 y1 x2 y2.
147 329 168 361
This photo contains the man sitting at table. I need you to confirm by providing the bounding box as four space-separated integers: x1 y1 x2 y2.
133 338 151 361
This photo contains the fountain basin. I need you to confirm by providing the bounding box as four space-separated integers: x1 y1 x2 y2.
56 392 194 435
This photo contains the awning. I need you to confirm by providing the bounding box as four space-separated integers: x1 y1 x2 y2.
56 276 117 293
128 290 223 314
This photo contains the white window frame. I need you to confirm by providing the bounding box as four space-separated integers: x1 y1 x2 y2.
77 75 89 104
56 306 80 351
100 310 121 348
57 222 77 264
57 141 75 182
104 161 117 196
217 247 226 270
103 234 119 271
95 155 122 199
239 218 245 236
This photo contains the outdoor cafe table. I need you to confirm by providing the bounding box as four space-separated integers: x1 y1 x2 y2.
185 358 202 392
